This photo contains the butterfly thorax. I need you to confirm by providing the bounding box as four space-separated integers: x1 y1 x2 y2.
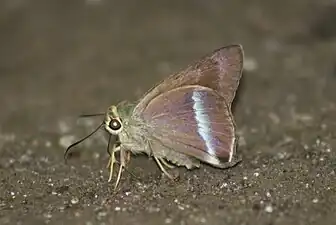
104 103 152 156
118 118 152 155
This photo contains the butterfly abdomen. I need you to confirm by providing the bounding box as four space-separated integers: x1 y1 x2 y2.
149 138 201 169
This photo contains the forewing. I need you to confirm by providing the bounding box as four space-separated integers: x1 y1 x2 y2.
142 85 236 167
134 44 244 116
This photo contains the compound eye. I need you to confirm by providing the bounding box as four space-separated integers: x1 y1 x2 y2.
109 118 122 131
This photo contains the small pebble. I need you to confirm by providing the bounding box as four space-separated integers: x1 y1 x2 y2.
97 211 107 217
220 183 228 188
266 192 271 198
71 197 79 205
264 205 273 213
43 213 52 219
45 141 52 148
165 218 172 224
244 57 258 72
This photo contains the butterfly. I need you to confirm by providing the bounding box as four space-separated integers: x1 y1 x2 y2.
65 44 244 189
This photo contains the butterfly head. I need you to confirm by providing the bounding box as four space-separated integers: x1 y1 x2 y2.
104 105 124 135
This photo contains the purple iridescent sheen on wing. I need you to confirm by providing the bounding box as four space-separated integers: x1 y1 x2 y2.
142 85 235 167
131 44 244 168
133 45 243 116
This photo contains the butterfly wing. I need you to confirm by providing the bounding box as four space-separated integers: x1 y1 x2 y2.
142 85 236 168
133 44 244 116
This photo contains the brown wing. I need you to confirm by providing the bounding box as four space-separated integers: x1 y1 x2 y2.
142 85 236 167
134 44 244 116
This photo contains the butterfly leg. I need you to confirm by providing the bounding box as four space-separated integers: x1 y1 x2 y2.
217 156 242 169
114 148 126 190
154 156 176 180
107 144 121 182
126 151 131 165
160 158 176 169
115 163 123 190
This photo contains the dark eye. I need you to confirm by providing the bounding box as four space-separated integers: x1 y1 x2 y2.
109 118 122 131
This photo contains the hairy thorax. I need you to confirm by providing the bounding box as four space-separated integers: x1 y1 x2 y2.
118 116 152 156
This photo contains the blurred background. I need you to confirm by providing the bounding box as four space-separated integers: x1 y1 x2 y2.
0 0 336 225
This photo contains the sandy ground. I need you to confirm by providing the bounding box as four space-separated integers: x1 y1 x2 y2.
0 0 336 224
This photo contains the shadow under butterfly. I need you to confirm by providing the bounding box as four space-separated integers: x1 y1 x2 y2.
65 44 245 189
